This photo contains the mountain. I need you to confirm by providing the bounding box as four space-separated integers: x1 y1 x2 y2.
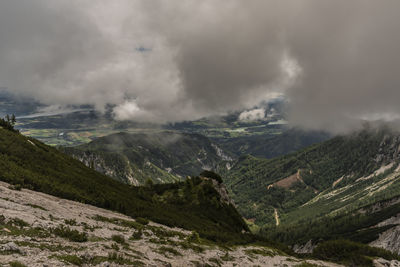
213 128 330 159
1 123 399 266
0 126 248 243
61 131 233 185
220 127 400 254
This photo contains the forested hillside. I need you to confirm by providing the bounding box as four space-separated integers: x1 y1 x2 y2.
61 131 232 185
214 129 330 158
221 127 400 249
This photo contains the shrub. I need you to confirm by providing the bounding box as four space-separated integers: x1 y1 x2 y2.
9 218 29 228
9 261 27 267
53 255 83 266
157 246 182 256
52 225 88 242
136 217 149 225
111 234 125 244
111 243 119 251
9 184 22 191
186 231 200 243
131 229 142 240
64 219 77 226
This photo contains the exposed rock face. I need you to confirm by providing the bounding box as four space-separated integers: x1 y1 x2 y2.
209 179 236 206
371 226 400 255
0 181 342 267
373 258 400 267
292 240 316 254
1 241 24 254
73 152 140 185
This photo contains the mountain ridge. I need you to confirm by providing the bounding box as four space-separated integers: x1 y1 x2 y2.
61 131 233 185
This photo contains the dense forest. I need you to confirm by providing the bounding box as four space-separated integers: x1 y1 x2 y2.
220 127 400 246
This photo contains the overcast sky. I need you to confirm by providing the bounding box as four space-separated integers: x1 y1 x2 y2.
1 1 399 133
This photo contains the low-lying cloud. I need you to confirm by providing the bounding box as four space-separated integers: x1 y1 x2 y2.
1 1 400 132
239 108 266 122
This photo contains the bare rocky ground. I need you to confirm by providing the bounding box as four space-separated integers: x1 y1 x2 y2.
0 181 344 267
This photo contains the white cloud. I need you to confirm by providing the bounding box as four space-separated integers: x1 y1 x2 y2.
239 108 266 121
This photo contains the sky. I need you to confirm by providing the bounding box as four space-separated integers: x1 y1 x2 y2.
0 1 400 133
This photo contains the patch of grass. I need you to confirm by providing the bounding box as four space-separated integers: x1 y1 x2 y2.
81 222 99 232
51 252 144 266
52 224 87 242
111 243 119 251
26 203 47 211
15 241 80 252
130 229 142 240
9 218 29 228
112 226 128 232
157 246 182 257
64 219 77 226
9 261 27 267
147 225 185 239
111 234 126 244
244 248 277 257
295 263 323 267
209 257 222 266
186 231 201 243
106 252 140 265
88 236 104 242
178 240 204 253
8 184 22 191
135 217 149 225
1 223 50 239
51 254 83 266
220 252 235 261
92 215 143 230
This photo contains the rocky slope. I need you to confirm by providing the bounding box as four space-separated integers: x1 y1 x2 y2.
0 181 341 267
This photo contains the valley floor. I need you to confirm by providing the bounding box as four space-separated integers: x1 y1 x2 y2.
0 181 341 267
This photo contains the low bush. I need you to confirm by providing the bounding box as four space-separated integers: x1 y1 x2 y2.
52 225 88 242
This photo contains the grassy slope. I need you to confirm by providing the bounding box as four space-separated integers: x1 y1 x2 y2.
0 128 249 243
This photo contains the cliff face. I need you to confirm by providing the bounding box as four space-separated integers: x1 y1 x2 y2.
72 152 140 185
370 214 400 254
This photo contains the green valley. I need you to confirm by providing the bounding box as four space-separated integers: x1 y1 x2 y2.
220 126 400 253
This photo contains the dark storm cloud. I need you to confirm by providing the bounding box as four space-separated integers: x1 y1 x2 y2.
1 1 400 131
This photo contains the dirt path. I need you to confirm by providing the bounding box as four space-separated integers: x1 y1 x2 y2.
274 208 280 226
